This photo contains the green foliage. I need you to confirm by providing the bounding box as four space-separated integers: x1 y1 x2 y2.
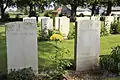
110 21 120 34
40 28 49 41
29 11 37 17
23 8 28 15
48 29 62 37
38 29 62 41
100 45 120 74
68 23 75 39
2 13 10 21
37 22 41 41
7 67 38 80
38 41 72 80
100 16 105 21
37 22 41 27
44 10 55 18
100 21 109 36
48 41 72 80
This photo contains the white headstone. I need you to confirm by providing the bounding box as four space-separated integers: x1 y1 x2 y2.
6 22 38 73
90 16 100 20
50 19 53 30
41 17 53 30
55 17 61 30
38 17 42 23
105 16 114 33
23 17 36 23
76 20 100 71
59 17 70 39
76 17 90 21
55 17 70 39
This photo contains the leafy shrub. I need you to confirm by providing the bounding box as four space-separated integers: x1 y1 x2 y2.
79 13 84 17
29 11 36 17
37 22 41 27
24 8 28 15
100 21 109 36
100 55 116 73
48 40 72 80
40 28 49 41
48 29 62 37
38 36 72 80
7 67 38 80
38 29 62 41
2 13 9 21
100 16 105 21
44 10 54 18
110 22 120 34
15 14 20 19
68 23 75 39
100 45 120 74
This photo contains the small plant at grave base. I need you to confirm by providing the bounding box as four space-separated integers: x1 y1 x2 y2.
7 67 38 80
48 34 72 80
100 45 120 75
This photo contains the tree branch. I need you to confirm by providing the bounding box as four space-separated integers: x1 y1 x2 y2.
4 0 9 11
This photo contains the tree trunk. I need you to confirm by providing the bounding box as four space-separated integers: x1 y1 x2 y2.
0 0 5 20
71 5 77 17
34 5 36 13
91 3 95 16
1 8 5 19
91 1 97 16
29 3 33 17
106 1 112 16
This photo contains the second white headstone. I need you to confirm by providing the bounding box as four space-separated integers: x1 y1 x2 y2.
76 20 100 71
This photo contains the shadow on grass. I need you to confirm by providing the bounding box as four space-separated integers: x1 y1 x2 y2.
0 30 7 72
38 41 56 54
38 41 57 71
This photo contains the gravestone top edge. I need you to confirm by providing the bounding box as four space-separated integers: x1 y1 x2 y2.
77 20 100 23
6 22 36 25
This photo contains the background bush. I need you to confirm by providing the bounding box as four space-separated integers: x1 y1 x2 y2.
2 13 10 21
100 16 105 21
110 21 120 34
38 29 62 41
100 45 120 74
100 21 109 36
68 23 75 39
44 10 54 18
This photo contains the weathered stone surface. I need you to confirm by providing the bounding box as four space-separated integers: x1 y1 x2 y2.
41 17 53 30
105 16 114 33
6 22 38 73
76 17 90 21
23 17 36 23
76 20 100 71
55 17 70 39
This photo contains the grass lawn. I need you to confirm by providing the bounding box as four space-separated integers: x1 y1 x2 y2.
1 26 120 79
0 26 6 72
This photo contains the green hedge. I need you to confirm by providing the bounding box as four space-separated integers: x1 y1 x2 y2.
110 22 120 34
68 23 75 39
